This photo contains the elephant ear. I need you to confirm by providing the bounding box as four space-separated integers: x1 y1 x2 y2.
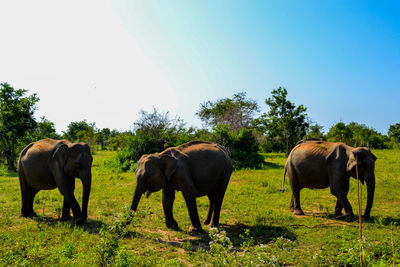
347 148 365 184
161 154 178 181
52 143 69 168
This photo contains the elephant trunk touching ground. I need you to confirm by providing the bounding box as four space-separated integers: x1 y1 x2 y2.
80 170 92 222
364 175 375 219
130 180 146 212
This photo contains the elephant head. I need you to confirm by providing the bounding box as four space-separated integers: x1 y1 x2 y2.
346 147 377 219
53 142 93 221
130 154 177 211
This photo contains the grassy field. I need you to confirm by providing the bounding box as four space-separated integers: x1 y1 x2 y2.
0 150 399 266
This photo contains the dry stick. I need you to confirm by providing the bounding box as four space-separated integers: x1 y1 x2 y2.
356 156 363 267
392 222 395 267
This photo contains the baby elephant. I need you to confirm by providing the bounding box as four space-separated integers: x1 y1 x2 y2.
130 141 233 233
282 140 376 220
18 138 93 225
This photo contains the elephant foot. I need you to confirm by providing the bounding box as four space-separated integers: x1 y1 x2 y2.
60 214 72 221
335 212 345 219
203 218 211 225
166 220 179 230
189 225 205 234
344 213 355 222
293 209 304 215
21 210 37 218
362 215 371 221
75 216 87 226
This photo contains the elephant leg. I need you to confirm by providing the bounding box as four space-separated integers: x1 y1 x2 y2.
331 181 353 221
182 191 203 233
57 183 82 220
204 195 214 225
210 191 225 227
290 194 295 211
61 178 75 221
162 188 178 230
19 172 38 217
334 199 343 218
23 186 39 217
292 188 304 215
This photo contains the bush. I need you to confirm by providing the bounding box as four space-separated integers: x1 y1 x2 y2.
211 124 264 169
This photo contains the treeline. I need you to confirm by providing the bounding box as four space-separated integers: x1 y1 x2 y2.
1 82 400 171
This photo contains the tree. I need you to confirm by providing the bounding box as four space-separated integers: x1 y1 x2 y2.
196 92 260 131
304 123 325 139
255 87 309 155
0 83 39 171
31 116 60 140
388 123 400 143
62 120 97 150
114 108 193 171
326 122 353 144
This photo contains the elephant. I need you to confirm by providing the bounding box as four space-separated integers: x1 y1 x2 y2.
130 141 233 233
281 139 377 220
18 138 93 225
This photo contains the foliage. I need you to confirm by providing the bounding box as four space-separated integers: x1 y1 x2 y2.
196 92 260 131
254 87 309 155
0 82 39 170
210 124 265 169
24 116 60 142
388 123 400 148
304 123 325 139
327 122 387 149
114 108 194 171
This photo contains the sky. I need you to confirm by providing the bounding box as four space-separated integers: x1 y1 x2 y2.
0 0 399 134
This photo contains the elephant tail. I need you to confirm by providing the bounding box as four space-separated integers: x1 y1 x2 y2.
281 166 287 192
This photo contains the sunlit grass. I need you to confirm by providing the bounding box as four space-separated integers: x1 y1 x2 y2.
0 150 399 265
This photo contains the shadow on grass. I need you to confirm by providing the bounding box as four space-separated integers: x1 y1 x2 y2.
263 161 284 169
32 215 105 233
369 216 400 226
220 223 296 246
159 222 297 252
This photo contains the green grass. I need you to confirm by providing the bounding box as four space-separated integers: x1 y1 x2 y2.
0 150 399 266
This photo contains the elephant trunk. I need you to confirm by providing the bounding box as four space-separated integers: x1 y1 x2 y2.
80 171 92 222
364 174 375 220
131 181 145 211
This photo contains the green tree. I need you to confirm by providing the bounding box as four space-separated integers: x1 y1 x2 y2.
304 123 325 139
255 87 309 155
62 120 97 150
115 108 193 171
32 116 60 140
0 82 39 171
326 122 353 144
388 123 400 143
196 92 260 131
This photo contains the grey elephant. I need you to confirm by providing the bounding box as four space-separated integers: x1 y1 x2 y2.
281 139 377 220
18 138 93 225
130 141 233 233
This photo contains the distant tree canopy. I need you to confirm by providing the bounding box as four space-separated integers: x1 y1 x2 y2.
388 123 400 143
0 83 39 171
326 122 387 149
196 92 259 131
254 87 309 155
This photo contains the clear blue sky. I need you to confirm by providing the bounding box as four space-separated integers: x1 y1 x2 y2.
1 0 399 134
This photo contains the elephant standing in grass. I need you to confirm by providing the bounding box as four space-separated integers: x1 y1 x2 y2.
130 141 233 233
18 139 93 225
282 140 377 220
